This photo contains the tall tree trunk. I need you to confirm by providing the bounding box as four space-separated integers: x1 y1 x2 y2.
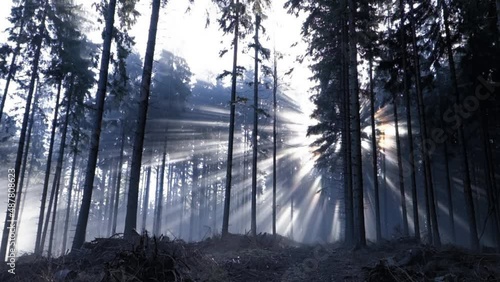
406 0 441 247
62 135 79 253
72 0 117 250
368 55 381 242
123 0 161 238
348 0 366 247
222 0 240 237
393 93 409 237
251 14 261 237
272 51 278 237
439 0 475 249
399 0 420 241
341 0 354 245
2 3 48 257
45 86 73 257
35 78 63 254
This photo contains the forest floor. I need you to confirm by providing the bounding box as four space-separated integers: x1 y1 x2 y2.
1 233 500 281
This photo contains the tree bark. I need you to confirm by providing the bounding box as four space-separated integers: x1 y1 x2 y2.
251 14 261 237
439 0 476 249
341 0 354 245
399 0 420 241
393 93 409 237
123 0 161 238
368 56 381 242
46 84 73 257
72 0 117 250
222 0 240 237
348 0 366 247
272 51 278 237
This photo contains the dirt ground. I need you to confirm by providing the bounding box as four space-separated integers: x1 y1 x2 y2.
1 234 499 281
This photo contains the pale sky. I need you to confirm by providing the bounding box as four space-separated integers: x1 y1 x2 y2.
1 0 314 120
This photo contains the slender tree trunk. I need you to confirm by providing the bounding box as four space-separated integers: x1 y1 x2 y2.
46 85 73 257
341 0 354 245
35 78 63 254
348 0 366 247
62 136 79 253
72 0 117 250
190 157 199 241
272 52 278 237
251 14 261 237
439 0 475 249
368 55 381 242
222 0 240 237
393 93 409 237
407 0 441 247
399 0 420 241
124 0 161 238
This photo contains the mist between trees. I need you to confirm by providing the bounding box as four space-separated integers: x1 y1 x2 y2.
0 0 499 261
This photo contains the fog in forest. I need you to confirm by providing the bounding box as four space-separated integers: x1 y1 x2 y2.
0 0 499 274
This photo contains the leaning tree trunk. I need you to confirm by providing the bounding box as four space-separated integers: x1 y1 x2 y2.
123 0 161 238
348 0 366 247
439 0 476 249
222 0 240 237
72 0 117 250
0 2 48 259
